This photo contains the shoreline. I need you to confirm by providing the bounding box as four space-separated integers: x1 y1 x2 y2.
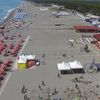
0 8 17 26
0 0 25 27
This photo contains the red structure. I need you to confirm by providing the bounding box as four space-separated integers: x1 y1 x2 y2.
27 60 35 68
93 34 100 49
93 34 100 41
74 26 100 33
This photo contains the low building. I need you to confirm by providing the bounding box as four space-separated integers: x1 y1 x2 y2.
93 34 100 49
74 25 100 33
17 55 36 69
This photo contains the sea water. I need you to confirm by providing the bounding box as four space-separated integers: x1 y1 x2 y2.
0 0 21 22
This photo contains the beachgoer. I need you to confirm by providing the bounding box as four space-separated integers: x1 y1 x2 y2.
75 84 78 89
75 77 78 81
59 98 62 100
80 47 83 52
52 92 54 96
38 95 42 99
39 85 42 89
41 81 45 86
24 94 28 100
24 94 30 100
22 85 27 94
80 74 83 79
42 53 45 58
96 84 99 88
54 87 57 94
57 73 60 78
42 61 45 65
62 53 66 58
70 42 74 48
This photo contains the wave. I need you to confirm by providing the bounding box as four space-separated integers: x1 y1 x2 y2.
0 4 22 24
2 8 15 20
0 8 15 24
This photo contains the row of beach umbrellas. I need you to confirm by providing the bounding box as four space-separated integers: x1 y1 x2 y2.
14 12 27 20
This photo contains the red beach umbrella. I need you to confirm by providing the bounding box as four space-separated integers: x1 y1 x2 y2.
0 67 5 75
4 32 8 39
3 58 9 65
0 64 6 70
1 50 7 56
8 43 13 49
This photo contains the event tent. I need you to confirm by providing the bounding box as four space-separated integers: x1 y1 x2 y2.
57 60 84 74
57 62 71 74
57 62 70 70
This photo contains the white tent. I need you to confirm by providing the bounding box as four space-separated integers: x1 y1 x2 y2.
40 7 49 11
56 11 70 16
18 58 26 64
57 60 84 74
57 62 70 71
25 55 35 60
19 55 35 60
19 55 27 62
69 60 83 69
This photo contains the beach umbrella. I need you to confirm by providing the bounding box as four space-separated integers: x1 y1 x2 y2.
0 34 2 39
0 66 5 75
20 38 25 43
4 32 9 39
15 43 20 47
3 59 9 65
1 43 5 48
1 49 7 56
0 64 7 70
13 46 19 51
10 34 14 40
11 49 16 54
8 43 13 49
0 73 3 79
0 46 2 51
11 49 17 56
0 43 5 51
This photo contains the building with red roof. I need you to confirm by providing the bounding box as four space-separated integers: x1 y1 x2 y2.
74 25 100 33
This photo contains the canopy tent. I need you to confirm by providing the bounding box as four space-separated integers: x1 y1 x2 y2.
40 7 49 11
69 60 83 69
57 62 70 71
57 62 71 74
18 58 26 64
25 55 35 60
17 57 27 70
56 11 71 16
18 55 35 62
69 60 84 73
57 60 84 74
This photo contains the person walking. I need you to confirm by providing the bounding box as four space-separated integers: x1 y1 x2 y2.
39 85 41 89
22 85 27 94
41 80 45 86
24 94 30 100
57 73 60 78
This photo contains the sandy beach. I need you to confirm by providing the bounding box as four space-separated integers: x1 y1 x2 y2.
0 2 100 100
